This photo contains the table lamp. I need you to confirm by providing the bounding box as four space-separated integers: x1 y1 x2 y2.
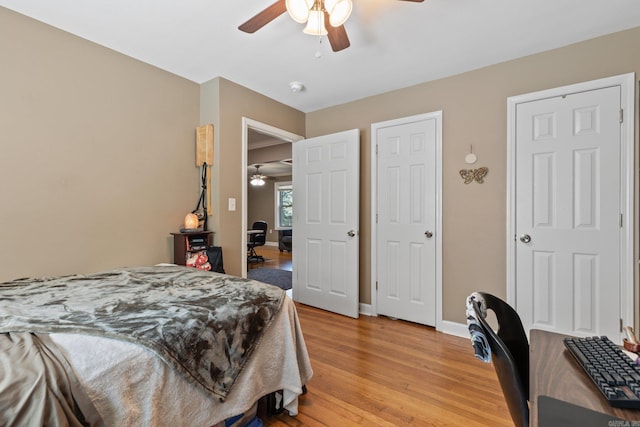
183 212 199 231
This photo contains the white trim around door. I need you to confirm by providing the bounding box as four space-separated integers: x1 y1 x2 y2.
241 117 303 276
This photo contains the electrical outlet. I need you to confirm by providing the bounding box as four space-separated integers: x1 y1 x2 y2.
228 198 236 211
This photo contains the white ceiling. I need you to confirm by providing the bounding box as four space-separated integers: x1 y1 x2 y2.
2 0 640 113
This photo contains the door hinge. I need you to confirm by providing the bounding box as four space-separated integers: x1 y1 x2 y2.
620 213 623 228
620 318 624 333
376 213 378 224
620 108 624 124
376 281 378 291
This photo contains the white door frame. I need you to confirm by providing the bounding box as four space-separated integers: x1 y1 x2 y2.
506 73 635 329
241 117 303 276
370 112 443 330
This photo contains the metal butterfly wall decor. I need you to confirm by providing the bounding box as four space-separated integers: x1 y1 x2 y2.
459 167 489 184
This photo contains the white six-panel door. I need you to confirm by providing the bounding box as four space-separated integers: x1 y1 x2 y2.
514 86 622 338
292 129 360 318
373 113 441 326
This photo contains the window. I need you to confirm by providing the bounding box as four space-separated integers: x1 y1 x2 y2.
275 181 293 229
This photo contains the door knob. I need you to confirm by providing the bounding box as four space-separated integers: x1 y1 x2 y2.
519 234 532 243
425 231 433 238
347 230 356 237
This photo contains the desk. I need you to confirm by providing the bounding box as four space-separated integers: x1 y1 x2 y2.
530 329 640 426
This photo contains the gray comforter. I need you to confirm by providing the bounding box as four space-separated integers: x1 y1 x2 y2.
0 265 285 400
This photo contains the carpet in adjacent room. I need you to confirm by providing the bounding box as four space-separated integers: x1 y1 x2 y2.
247 268 292 291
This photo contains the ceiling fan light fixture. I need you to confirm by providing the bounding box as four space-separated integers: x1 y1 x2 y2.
303 9 328 36
250 176 266 186
250 165 267 186
324 0 353 27
286 0 313 23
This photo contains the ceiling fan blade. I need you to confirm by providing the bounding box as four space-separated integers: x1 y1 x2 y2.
238 0 287 33
324 12 350 52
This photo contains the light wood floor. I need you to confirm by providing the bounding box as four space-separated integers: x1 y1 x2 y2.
248 245 292 271
255 246 512 426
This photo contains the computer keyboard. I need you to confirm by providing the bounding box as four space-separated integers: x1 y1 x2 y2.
564 336 640 409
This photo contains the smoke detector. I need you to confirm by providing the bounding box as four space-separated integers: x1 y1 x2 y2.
289 81 305 93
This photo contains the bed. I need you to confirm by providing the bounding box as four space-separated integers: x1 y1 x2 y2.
0 265 313 426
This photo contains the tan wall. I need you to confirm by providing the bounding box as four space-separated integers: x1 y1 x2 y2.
201 78 305 276
0 7 201 281
306 26 640 324
199 79 221 248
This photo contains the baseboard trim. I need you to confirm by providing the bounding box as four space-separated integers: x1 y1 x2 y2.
359 303 374 316
359 305 467 338
440 320 469 338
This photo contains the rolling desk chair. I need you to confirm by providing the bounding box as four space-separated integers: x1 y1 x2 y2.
469 292 530 427
247 220 267 263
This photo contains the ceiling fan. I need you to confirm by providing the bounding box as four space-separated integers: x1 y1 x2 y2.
238 0 424 52
250 165 268 186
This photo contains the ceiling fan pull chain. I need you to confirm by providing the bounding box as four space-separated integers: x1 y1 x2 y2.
316 35 323 58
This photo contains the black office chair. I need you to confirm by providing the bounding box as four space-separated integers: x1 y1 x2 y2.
247 220 267 263
470 292 529 427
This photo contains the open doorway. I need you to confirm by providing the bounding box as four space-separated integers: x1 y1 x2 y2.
247 137 292 270
241 118 303 278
